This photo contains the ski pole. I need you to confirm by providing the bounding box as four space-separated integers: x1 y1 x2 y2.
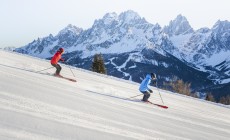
64 62 75 77
156 83 164 104
36 67 54 73
69 66 75 77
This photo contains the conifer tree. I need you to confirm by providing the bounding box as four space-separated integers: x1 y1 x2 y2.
91 53 107 74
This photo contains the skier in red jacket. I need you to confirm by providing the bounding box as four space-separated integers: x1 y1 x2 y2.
51 48 64 76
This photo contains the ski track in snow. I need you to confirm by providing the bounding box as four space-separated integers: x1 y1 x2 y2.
0 92 185 140
0 127 59 140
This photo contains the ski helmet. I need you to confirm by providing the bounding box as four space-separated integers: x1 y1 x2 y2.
59 48 64 53
151 73 156 79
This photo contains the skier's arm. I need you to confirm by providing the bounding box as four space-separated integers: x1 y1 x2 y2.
151 76 158 86
147 79 153 93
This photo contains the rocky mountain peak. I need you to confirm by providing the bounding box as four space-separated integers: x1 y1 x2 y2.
212 20 230 34
118 10 142 23
164 14 194 36
102 12 118 25
58 24 83 36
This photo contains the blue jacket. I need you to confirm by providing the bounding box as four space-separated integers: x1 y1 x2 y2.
139 74 152 92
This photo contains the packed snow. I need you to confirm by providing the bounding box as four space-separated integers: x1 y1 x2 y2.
0 50 230 140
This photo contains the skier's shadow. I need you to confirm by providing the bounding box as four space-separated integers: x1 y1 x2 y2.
85 90 140 102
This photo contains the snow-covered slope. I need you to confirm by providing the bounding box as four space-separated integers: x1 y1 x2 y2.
0 50 230 140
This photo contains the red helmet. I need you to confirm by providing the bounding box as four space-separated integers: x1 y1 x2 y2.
59 48 64 53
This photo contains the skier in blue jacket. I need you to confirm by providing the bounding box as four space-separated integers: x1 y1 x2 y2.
139 73 157 102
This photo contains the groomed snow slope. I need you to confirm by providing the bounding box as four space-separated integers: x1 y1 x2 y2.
0 50 229 140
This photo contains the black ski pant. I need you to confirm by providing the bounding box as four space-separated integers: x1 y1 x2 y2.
141 91 150 101
51 63 62 75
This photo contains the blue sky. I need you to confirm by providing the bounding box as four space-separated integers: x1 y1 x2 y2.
0 0 229 48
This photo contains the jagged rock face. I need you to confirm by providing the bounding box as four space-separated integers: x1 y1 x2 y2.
15 25 83 58
14 10 230 99
57 24 83 47
163 14 194 36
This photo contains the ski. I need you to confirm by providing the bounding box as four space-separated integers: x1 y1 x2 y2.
128 99 168 109
145 101 168 109
36 72 76 82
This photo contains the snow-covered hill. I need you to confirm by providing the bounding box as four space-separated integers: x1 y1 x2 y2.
1 50 230 140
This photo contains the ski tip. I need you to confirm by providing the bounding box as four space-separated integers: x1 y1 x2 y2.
148 101 169 109
161 106 168 109
70 79 77 82
156 104 168 109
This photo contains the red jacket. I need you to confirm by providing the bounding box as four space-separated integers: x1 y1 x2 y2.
51 51 62 64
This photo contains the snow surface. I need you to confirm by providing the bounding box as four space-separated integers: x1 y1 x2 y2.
0 50 230 140
205 51 230 67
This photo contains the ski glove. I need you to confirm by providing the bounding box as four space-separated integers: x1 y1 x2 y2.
152 81 157 86
149 89 153 93
60 58 64 62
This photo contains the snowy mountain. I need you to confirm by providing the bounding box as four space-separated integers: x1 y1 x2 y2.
1 50 230 140
14 10 230 100
15 10 167 57
169 20 230 84
16 24 83 58
163 14 194 36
